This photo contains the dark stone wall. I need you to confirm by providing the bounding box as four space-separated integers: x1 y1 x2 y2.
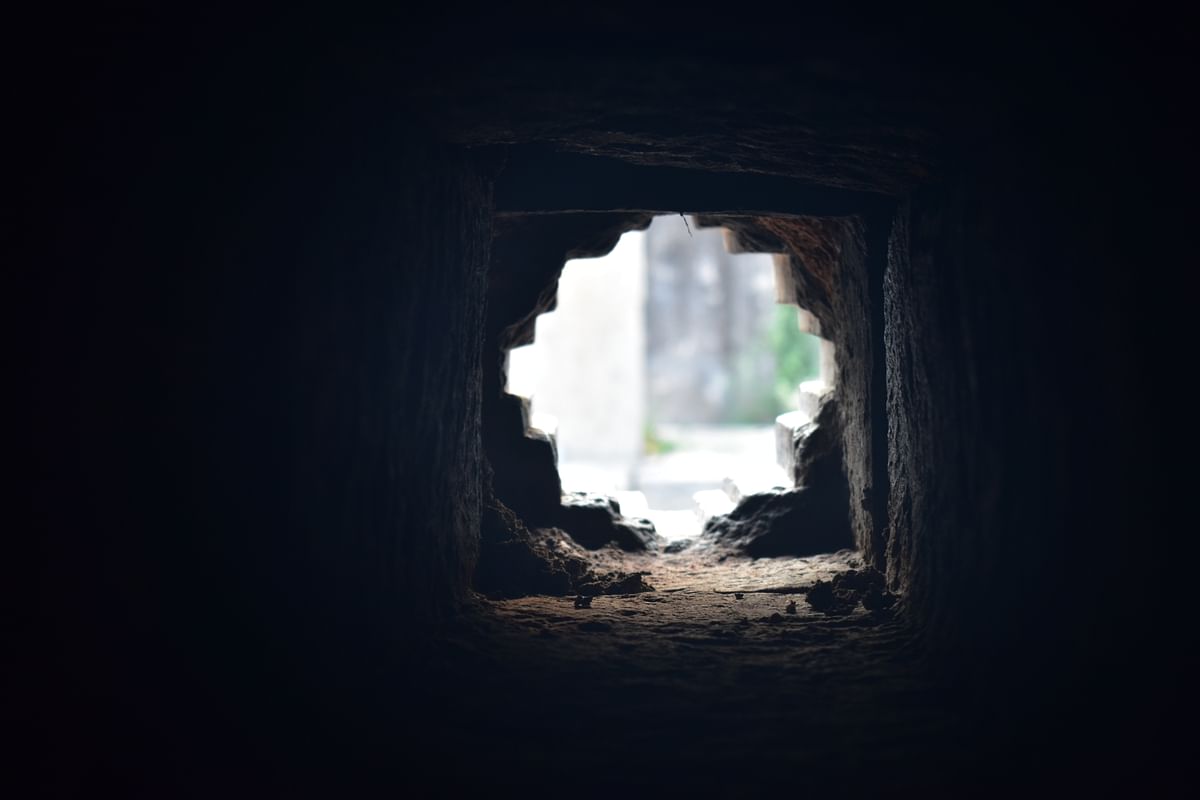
282 137 491 621
24 25 494 790
880 99 1186 768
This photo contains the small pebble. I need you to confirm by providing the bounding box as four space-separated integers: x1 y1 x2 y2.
734 592 745 600
785 600 797 614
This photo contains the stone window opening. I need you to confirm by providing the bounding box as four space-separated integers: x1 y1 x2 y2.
501 214 841 555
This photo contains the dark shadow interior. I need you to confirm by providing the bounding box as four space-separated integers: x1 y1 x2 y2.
19 8 1194 796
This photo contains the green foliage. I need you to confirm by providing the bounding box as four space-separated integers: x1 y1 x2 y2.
643 420 679 454
769 305 821 404
724 305 822 424
727 353 782 424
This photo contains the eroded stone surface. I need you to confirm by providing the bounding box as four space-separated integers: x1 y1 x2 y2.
476 489 662 598
423 550 962 791
701 487 852 557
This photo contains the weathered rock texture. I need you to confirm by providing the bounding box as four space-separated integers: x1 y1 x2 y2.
557 492 662 552
792 395 846 490
476 487 656 599
702 487 852 557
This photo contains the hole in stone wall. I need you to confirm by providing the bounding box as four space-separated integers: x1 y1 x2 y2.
506 215 835 544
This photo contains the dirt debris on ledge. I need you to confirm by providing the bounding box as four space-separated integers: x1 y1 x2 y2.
464 545 912 684
806 568 897 614
476 491 657 599
475 480 897 626
476 544 879 631
428 547 953 789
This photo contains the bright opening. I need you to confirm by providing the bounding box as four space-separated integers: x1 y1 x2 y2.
506 215 833 541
